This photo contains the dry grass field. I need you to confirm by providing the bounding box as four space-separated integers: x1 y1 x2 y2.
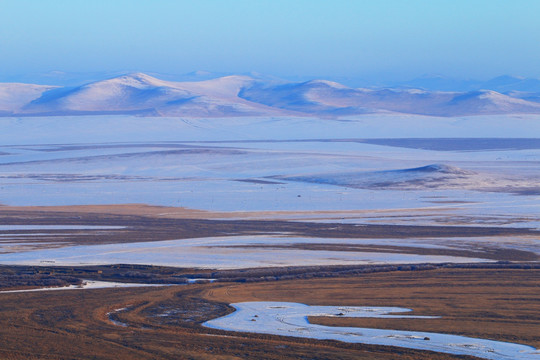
0 206 538 358
0 267 538 359
203 268 540 348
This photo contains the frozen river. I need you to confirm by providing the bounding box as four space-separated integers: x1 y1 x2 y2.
204 301 540 360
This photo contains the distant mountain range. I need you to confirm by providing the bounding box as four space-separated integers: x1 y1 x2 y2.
392 74 540 93
2 72 540 117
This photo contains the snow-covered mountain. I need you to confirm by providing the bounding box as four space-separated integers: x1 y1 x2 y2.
239 80 540 116
0 83 58 114
19 73 288 117
438 90 540 116
393 74 540 93
2 73 540 117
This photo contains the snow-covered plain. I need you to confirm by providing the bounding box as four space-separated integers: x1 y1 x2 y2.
0 114 539 266
1 115 539 218
1 114 539 358
204 302 540 360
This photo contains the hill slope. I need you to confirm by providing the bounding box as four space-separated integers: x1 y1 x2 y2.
20 73 288 117
2 73 540 117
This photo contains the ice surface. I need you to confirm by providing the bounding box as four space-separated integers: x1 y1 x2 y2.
204 301 540 360
0 225 125 230
0 280 172 294
0 236 491 268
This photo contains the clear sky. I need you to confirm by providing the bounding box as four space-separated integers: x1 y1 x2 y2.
1 0 539 82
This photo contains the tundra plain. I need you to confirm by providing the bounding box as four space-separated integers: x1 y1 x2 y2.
0 114 539 359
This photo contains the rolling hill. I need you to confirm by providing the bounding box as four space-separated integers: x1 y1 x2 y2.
2 73 540 117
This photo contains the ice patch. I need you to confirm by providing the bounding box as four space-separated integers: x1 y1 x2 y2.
0 280 172 294
0 235 491 268
0 225 126 230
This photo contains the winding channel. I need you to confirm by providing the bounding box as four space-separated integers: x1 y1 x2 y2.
203 301 540 360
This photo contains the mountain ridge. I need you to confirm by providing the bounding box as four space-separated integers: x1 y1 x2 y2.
2 73 540 118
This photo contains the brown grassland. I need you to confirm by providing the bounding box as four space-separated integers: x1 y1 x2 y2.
0 268 538 359
0 206 538 358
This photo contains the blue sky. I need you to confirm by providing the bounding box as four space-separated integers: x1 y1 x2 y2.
1 0 539 82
